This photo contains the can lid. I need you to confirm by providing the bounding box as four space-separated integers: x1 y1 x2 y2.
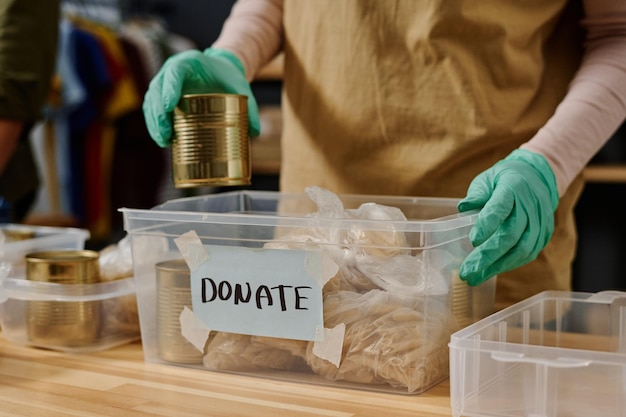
155 259 189 273
26 250 100 263
25 250 100 284
176 93 247 116
1 227 35 242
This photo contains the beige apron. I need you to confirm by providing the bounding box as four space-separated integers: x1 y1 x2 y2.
281 0 585 309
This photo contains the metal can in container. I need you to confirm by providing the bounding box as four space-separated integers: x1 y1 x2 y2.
156 259 204 363
172 93 251 187
1 227 35 242
26 250 101 347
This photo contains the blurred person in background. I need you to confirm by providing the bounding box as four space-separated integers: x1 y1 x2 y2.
0 0 60 222
142 0 626 309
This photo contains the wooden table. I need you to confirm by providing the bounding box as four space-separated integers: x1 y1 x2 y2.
0 335 453 417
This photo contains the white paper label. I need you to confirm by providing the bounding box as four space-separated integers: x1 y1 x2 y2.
191 245 325 341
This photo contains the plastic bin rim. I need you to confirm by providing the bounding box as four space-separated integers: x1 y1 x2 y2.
119 191 479 232
0 276 136 302
0 224 90 250
0 224 89 236
448 337 626 365
450 289 626 340
119 207 479 232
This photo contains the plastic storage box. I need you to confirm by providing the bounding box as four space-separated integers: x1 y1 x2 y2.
449 290 626 417
121 189 496 394
0 225 141 352
0 224 90 278
0 276 140 352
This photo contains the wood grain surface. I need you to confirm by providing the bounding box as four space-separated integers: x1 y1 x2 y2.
0 335 454 417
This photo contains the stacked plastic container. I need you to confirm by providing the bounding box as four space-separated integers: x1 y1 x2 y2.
122 188 496 394
449 290 626 417
1 224 90 279
0 224 140 352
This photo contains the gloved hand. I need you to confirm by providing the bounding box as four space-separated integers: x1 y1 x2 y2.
142 48 260 147
457 149 559 286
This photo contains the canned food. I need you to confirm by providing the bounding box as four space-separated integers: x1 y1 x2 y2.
172 93 251 187
156 259 204 363
451 272 471 329
26 250 101 347
1 227 35 242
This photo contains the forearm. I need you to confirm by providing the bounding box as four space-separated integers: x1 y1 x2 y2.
211 0 284 81
0 119 24 176
522 2 626 196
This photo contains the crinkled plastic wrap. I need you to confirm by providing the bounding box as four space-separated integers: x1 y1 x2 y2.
203 332 309 372
98 235 140 338
305 290 453 392
99 235 135 282
200 187 460 393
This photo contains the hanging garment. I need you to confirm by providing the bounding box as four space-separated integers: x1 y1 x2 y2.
65 24 111 225
109 34 167 237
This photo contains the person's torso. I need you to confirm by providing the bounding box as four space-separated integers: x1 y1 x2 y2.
280 0 584 197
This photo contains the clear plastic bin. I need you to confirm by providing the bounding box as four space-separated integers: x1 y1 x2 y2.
0 224 90 278
0 276 140 352
121 189 496 394
449 290 626 417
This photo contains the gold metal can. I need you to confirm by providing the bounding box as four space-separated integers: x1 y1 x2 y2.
156 259 204 364
172 93 251 187
26 250 101 347
1 227 35 242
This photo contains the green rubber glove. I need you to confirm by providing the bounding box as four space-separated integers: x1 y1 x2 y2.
457 149 559 286
142 48 260 147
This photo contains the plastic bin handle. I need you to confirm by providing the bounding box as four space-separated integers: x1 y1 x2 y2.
490 352 591 368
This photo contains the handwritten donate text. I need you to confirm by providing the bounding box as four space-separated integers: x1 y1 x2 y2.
201 278 312 311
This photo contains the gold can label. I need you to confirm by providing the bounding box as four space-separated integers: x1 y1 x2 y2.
171 93 251 187
156 259 204 364
25 250 102 347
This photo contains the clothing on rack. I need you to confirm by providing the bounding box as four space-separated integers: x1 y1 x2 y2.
43 12 196 243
